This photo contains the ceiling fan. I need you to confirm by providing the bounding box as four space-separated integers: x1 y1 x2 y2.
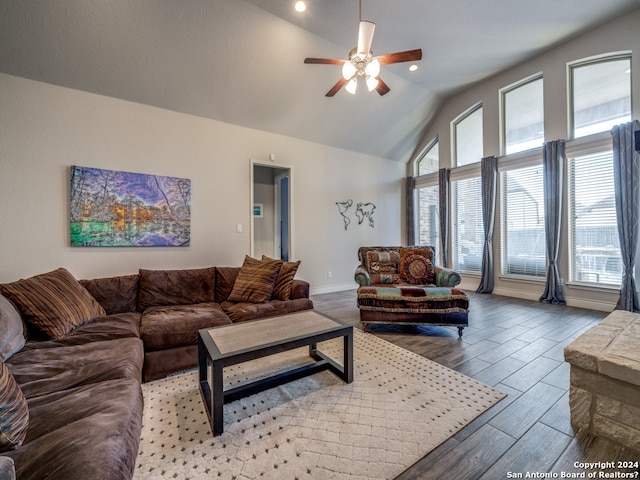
304 0 422 97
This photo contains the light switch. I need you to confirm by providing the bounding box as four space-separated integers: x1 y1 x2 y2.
236 224 243 233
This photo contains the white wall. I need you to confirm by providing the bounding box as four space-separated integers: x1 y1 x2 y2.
412 10 640 310
0 73 404 293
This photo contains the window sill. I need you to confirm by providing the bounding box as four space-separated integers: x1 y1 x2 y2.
565 281 620 293
458 271 481 277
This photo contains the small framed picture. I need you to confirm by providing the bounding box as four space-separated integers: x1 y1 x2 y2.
253 204 264 218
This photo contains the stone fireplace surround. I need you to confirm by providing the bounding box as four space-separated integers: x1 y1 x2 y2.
565 310 640 452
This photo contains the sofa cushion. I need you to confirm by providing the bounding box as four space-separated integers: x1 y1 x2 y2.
19 312 140 352
137 267 215 311
140 302 231 351
0 268 106 339
221 298 314 323
0 360 29 453
357 286 469 314
399 247 435 285
263 256 301 300
366 250 401 285
228 256 282 303
0 294 25 361
79 274 139 315
6 337 143 399
5 378 142 480
215 267 240 302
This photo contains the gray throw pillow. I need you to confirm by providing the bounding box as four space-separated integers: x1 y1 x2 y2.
0 294 26 361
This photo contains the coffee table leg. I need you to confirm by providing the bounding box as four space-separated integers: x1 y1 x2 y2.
343 331 353 383
198 335 207 385
212 361 224 436
309 342 320 360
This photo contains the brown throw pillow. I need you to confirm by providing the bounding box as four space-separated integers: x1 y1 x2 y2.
262 256 300 300
228 256 283 303
399 247 435 285
137 267 215 311
0 360 29 453
365 250 401 285
0 268 106 339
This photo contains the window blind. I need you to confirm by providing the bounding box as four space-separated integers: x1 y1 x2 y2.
452 177 483 272
568 150 621 285
501 164 546 277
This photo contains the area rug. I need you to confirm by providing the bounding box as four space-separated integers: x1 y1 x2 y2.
134 330 506 480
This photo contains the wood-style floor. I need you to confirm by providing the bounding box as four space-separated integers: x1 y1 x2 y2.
311 289 640 480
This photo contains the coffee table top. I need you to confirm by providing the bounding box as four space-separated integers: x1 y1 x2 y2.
206 310 348 356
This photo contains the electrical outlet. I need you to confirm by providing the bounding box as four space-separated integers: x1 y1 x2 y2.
327 271 332 278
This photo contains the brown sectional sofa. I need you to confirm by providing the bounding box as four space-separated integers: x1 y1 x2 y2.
79 264 313 382
0 260 312 480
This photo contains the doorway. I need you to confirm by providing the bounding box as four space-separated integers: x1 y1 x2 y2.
251 162 292 261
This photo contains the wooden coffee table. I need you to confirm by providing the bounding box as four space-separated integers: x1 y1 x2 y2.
198 310 353 436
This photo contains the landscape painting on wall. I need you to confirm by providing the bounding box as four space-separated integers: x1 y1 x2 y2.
70 166 191 247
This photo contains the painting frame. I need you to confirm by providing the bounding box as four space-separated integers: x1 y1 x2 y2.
253 203 264 218
70 165 191 247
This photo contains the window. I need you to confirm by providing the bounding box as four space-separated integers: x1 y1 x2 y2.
570 55 631 138
501 164 546 277
453 105 483 167
417 140 439 176
502 76 544 155
452 176 483 272
417 185 439 258
568 150 621 285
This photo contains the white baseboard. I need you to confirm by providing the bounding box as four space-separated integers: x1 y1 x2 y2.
311 281 616 312
492 286 542 302
563 297 616 312
491 286 615 312
310 283 357 296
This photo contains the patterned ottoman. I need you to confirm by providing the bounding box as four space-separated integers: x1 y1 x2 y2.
357 285 469 337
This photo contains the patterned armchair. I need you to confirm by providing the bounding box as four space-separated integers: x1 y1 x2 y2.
354 246 469 336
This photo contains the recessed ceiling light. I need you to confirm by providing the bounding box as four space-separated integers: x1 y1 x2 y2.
295 1 306 13
409 64 418 72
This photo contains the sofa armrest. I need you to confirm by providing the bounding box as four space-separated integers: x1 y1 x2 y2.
0 456 16 480
433 266 461 287
354 265 371 287
290 279 310 299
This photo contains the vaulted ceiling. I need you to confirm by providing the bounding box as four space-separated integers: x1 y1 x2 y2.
1 0 638 162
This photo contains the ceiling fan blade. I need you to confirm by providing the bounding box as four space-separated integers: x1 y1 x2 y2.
376 49 423 65
375 77 391 96
326 77 348 97
304 57 345 65
357 20 375 55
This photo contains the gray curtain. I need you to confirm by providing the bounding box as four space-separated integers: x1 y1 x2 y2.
540 140 566 304
612 120 640 312
438 168 450 267
476 156 498 293
406 176 416 246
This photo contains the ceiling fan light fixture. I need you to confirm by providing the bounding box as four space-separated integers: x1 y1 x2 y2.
342 61 357 80
345 77 358 94
366 76 379 92
303 0 422 97
409 64 418 72
365 58 380 78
